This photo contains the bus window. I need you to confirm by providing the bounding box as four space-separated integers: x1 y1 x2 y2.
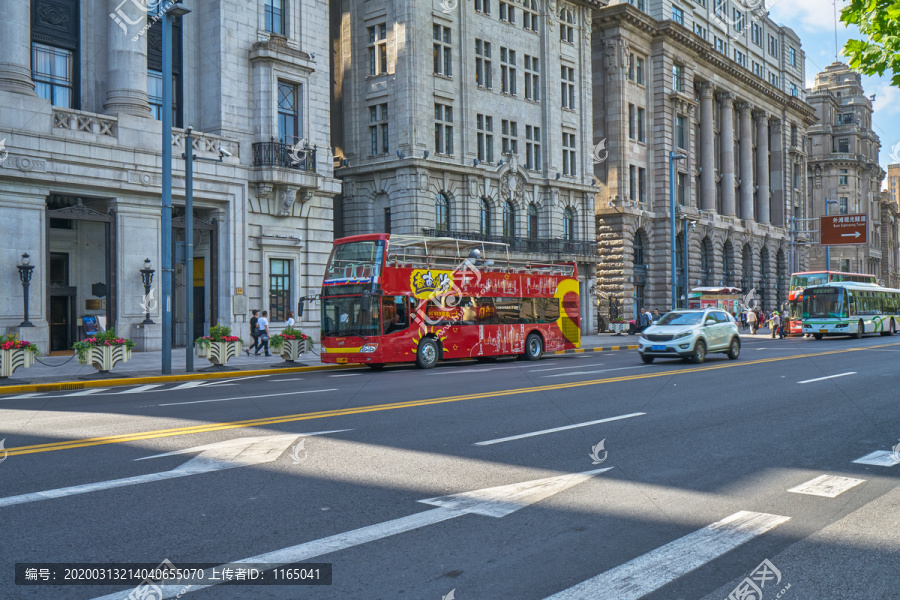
495 298 521 324
384 296 409 334
535 298 561 322
475 298 497 324
519 298 537 323
804 288 847 319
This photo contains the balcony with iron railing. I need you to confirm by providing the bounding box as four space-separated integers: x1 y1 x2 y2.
252 138 317 172
420 229 597 257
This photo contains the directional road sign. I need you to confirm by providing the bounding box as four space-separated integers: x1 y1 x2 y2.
820 213 867 245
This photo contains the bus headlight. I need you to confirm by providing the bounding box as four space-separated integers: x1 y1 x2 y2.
360 343 379 353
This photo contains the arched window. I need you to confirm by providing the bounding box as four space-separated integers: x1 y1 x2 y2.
741 244 753 291
527 203 539 239
563 207 575 241
776 249 787 307
700 237 711 286
479 198 491 236
759 247 770 292
560 7 575 43
503 201 516 238
435 192 450 232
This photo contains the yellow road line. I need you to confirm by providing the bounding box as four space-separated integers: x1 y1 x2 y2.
5 342 895 458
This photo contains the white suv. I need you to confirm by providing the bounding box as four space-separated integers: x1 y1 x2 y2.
638 309 741 364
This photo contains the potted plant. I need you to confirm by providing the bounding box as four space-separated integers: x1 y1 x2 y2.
73 329 135 373
269 327 313 363
610 319 628 335
0 334 40 379
195 325 243 367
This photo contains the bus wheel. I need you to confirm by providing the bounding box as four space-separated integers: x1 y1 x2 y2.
853 320 864 340
880 320 895 336
416 338 440 369
813 333 823 340
523 333 543 361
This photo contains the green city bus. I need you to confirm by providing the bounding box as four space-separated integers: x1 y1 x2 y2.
801 282 900 339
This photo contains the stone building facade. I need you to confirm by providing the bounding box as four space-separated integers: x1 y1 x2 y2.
593 1 813 319
330 0 602 334
882 163 900 288
805 63 885 279
0 0 338 353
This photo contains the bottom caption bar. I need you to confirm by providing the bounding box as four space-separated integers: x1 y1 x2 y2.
16 563 332 586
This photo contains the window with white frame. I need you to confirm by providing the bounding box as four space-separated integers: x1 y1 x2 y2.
752 61 763 78
265 0 285 35
839 169 848 186
501 119 518 154
714 0 725 17
562 131 576 176
714 36 726 55
501 47 517 95
789 46 796 66
369 103 388 156
500 1 515 23
673 63 685 92
768 72 778 87
477 114 494 162
433 25 452 77
524 55 540 100
268 258 292 322
561 64 575 109
368 24 387 76
733 8 743 31
694 23 708 40
277 81 300 143
523 0 538 31
734 49 746 67
526 125 541 170
435 103 454 155
475 39 492 88
672 6 684 25
560 7 575 43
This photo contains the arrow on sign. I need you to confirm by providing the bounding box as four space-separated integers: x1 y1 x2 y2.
90 467 614 600
841 231 862 238
0 432 349 508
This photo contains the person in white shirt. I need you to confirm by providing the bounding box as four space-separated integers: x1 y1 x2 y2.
285 309 295 329
255 311 270 356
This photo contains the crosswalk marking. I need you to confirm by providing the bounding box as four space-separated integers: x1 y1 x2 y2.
542 511 790 600
0 393 47 401
61 388 110 396
117 384 163 394
788 474 866 498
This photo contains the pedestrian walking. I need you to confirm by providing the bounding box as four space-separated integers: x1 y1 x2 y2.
255 310 271 356
747 308 757 334
740 310 748 331
652 309 661 322
639 308 652 332
244 309 260 355
285 309 295 329
771 311 781 339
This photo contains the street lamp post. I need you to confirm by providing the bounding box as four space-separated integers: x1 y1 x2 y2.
669 151 687 311
160 1 191 375
16 253 35 327
140 258 155 324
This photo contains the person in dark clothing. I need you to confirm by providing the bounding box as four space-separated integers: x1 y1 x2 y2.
244 310 259 355
256 310 271 356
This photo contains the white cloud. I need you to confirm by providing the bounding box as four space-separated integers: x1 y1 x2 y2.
768 0 850 32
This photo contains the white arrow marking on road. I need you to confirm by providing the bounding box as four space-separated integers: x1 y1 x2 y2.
474 413 646 446
89 467 613 600
542 511 790 600
841 231 861 238
0 431 350 509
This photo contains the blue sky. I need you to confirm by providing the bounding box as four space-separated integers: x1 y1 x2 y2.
768 0 900 182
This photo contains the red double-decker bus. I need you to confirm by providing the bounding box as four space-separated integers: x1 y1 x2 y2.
320 234 581 369
785 271 876 334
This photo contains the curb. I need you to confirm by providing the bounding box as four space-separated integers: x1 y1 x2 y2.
0 344 639 395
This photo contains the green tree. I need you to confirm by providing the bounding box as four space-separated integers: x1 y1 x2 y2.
842 0 900 85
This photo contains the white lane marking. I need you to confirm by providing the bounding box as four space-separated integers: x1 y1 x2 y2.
168 381 206 391
269 378 305 382
60 388 111 396
89 467 613 600
117 384 164 394
797 372 856 384
474 413 646 446
853 450 900 467
530 363 604 372
327 373 361 378
427 366 520 375
543 365 650 378
154 388 338 407
788 474 866 498
0 432 347 509
542 511 790 600
0 393 47 401
203 375 269 386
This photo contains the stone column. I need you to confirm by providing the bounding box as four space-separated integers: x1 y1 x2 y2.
0 0 37 94
738 102 754 220
718 93 736 216
770 119 784 227
755 111 770 224
699 83 716 212
104 0 152 117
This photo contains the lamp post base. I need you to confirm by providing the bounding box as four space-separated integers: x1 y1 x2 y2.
18 321 34 327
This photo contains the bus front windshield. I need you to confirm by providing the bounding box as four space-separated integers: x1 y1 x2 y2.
321 295 380 338
325 241 384 282
803 288 847 319
791 273 828 291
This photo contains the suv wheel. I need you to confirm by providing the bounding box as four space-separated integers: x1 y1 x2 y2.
727 337 740 360
641 354 654 364
690 340 706 364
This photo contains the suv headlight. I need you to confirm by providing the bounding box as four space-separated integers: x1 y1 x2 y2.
673 330 692 339
360 343 379 353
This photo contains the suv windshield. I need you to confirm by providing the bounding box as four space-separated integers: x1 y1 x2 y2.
656 312 704 326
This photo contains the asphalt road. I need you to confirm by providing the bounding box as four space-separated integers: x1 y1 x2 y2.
1 333 899 600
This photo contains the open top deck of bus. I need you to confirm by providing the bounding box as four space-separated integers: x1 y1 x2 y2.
802 281 900 294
